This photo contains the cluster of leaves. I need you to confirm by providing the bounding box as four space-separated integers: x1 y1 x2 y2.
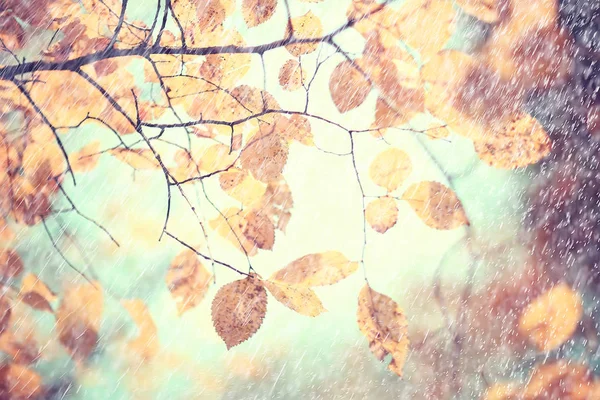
0 0 579 394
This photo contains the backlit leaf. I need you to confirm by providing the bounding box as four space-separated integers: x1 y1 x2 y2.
369 148 412 192
166 251 212 316
271 251 358 286
279 60 305 91
264 280 325 317
357 284 409 377
243 0 277 28
329 60 371 113
402 181 469 230
286 11 323 57
365 197 398 234
518 283 582 352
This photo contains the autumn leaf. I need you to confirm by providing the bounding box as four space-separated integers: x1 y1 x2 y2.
264 280 325 317
219 169 267 206
270 251 358 286
279 60 305 91
166 250 212 316
240 128 289 182
286 11 323 56
211 275 267 349
56 282 103 361
122 299 159 359
19 273 57 313
329 60 371 113
243 0 277 28
110 148 160 170
365 197 398 234
369 148 412 192
357 284 409 377
0 363 43 399
402 181 469 230
473 113 552 169
0 250 23 281
69 141 101 173
0 297 10 336
518 283 582 352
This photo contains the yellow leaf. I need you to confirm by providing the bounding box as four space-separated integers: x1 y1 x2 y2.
524 361 592 399
271 251 358 286
240 129 289 182
243 0 277 27
122 299 159 359
329 60 371 113
473 113 552 169
219 169 267 207
279 60 305 91
69 141 101 173
110 148 160 170
357 284 409 377
286 11 323 57
402 181 469 230
211 275 267 349
264 280 326 317
199 144 238 174
166 250 212 316
518 283 582 352
365 197 398 234
369 148 412 192
209 208 258 256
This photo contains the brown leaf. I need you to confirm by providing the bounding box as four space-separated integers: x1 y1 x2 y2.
110 148 160 170
365 197 398 234
402 181 469 230
0 250 22 281
286 11 323 56
357 284 409 377
56 282 103 361
0 297 10 336
518 283 582 352
473 113 552 169
279 60 305 91
219 169 267 206
264 280 325 317
243 0 277 27
241 210 275 251
20 293 53 314
329 60 372 113
240 128 289 182
19 273 57 313
166 250 212 316
369 148 412 192
122 299 159 359
211 276 267 349
271 251 358 286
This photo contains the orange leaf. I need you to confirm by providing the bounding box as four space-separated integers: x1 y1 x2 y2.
329 60 371 113
279 60 305 91
286 11 323 57
243 0 277 27
518 283 582 352
271 251 358 286
0 250 22 281
110 148 160 170
369 148 412 192
365 197 398 234
122 299 159 359
455 0 503 23
69 141 101 173
264 280 325 317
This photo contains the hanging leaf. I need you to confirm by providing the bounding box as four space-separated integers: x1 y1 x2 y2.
369 148 412 192
279 60 305 91
56 282 103 361
286 11 323 56
264 280 325 317
271 251 358 286
365 197 398 234
69 141 101 173
19 274 56 313
219 169 267 206
110 148 160 170
243 0 277 28
518 283 583 352
402 181 469 230
473 113 552 169
357 284 410 377
122 299 159 359
211 275 267 349
166 250 212 316
329 60 372 113
241 210 276 251
240 128 289 182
